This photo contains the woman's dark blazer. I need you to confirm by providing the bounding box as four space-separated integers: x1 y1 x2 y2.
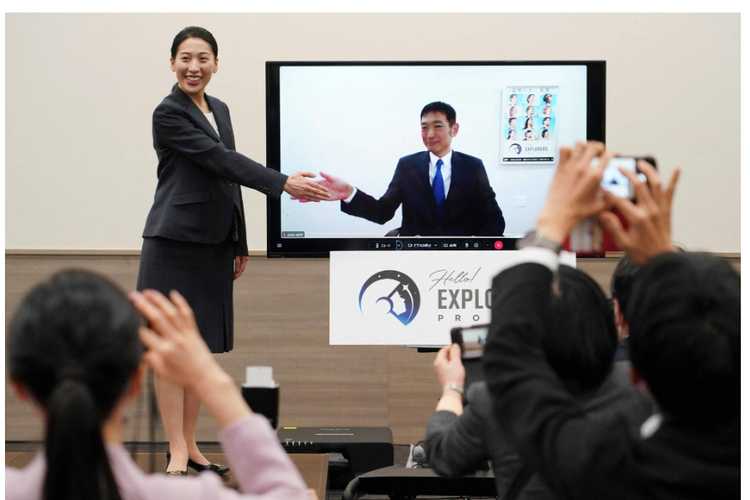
142 86 287 255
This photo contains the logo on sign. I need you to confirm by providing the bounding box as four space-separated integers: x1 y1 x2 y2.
358 270 420 325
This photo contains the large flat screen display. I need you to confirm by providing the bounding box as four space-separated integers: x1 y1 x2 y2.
266 61 605 257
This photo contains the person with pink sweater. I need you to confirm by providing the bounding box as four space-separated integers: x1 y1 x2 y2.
6 270 311 500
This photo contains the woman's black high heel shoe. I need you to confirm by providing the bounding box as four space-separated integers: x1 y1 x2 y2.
187 457 230 475
165 451 188 476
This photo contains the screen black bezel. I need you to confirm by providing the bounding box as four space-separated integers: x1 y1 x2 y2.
266 60 606 258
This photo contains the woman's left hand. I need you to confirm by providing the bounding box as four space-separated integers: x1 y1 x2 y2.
234 255 249 280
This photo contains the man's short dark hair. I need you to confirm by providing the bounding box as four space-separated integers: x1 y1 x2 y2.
627 252 740 423
545 265 618 393
610 255 640 316
421 102 456 126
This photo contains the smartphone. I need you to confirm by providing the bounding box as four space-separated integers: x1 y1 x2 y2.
450 324 489 360
592 156 657 201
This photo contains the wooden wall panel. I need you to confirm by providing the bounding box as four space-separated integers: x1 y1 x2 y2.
387 346 443 442
4 253 740 444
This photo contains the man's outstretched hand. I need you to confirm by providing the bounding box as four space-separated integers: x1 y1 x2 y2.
283 171 331 202
290 171 354 203
599 160 680 265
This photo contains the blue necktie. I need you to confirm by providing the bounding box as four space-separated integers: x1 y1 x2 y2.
433 158 445 217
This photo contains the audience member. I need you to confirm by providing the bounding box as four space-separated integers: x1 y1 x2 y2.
484 142 739 499
424 265 653 500
5 270 311 500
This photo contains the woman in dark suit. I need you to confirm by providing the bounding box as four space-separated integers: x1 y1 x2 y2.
138 26 328 475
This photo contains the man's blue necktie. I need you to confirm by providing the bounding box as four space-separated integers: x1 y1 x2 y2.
434 158 445 217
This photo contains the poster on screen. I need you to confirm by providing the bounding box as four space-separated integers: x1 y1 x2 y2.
330 250 575 346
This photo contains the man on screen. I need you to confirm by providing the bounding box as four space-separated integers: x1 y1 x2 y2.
300 102 506 236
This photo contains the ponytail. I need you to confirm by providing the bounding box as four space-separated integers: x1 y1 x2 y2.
8 270 142 500
43 378 121 500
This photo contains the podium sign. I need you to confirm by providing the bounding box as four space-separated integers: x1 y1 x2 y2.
330 250 575 346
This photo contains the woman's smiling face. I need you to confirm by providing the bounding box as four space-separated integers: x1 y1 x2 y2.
170 37 218 98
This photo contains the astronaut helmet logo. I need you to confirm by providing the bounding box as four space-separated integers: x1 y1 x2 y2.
358 270 421 326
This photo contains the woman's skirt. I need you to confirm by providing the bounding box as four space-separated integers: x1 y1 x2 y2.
137 236 235 353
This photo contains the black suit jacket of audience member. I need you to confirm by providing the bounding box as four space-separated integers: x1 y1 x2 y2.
142 86 288 255
484 263 740 500
341 151 506 236
425 366 653 500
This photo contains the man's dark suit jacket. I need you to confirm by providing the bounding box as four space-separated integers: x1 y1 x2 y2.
341 151 505 236
143 86 287 255
484 263 740 500
425 365 653 500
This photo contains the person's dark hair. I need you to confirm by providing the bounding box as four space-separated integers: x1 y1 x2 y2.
543 117 551 125
610 255 640 319
526 94 535 103
421 101 457 126
525 118 534 129
627 252 739 422
509 117 516 126
507 130 515 140
171 26 218 59
509 93 517 100
541 129 549 138
8 270 143 500
526 106 534 114
544 265 618 393
543 93 552 104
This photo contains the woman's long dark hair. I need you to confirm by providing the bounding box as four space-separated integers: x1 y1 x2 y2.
8 270 143 500
170 26 218 58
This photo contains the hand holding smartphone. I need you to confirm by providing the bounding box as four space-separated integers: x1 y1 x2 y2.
567 156 656 253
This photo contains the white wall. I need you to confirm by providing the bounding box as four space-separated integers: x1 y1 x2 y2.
5 13 740 251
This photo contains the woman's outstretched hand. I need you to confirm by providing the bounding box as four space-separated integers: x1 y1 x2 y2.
284 171 332 202
290 172 354 203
